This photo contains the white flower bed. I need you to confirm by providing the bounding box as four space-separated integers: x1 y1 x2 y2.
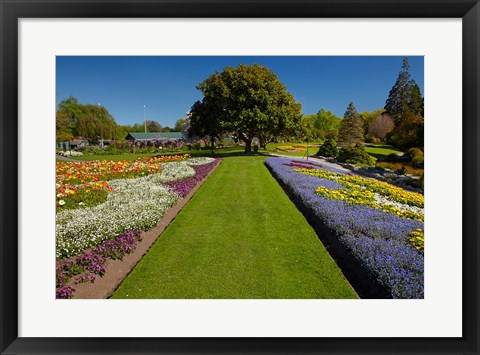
374 193 424 215
56 158 216 258
56 177 178 258
144 162 195 183
186 157 215 165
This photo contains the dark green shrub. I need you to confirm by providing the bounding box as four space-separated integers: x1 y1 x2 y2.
316 139 338 158
337 143 376 166
396 166 407 175
406 148 423 160
411 155 424 168
406 148 424 168
364 135 381 144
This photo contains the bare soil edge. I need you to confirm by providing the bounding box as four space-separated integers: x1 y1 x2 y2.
265 162 392 299
69 160 221 299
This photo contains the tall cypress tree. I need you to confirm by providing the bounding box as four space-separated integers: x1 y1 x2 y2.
385 57 424 149
338 102 364 147
407 80 424 117
385 57 412 125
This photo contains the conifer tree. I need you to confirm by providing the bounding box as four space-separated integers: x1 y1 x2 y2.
384 57 424 125
384 57 424 149
407 80 424 117
338 102 364 147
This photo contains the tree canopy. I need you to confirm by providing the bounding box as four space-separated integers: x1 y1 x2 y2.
188 63 303 153
174 118 187 132
384 57 424 149
384 57 424 124
56 97 119 143
337 102 364 147
301 109 342 141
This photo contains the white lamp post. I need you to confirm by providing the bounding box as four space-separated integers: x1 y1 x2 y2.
144 105 147 133
98 103 103 147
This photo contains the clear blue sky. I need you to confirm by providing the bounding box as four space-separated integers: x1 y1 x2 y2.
56 56 424 128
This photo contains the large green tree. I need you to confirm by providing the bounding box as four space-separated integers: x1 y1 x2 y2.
56 98 117 143
188 100 227 153
191 64 303 153
337 102 364 147
389 111 424 149
384 57 424 149
85 104 116 142
57 96 83 131
146 120 162 132
56 111 74 142
384 57 424 125
302 109 341 141
315 108 342 139
174 118 187 132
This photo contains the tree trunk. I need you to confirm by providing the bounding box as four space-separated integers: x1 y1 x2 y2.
210 136 215 155
244 139 252 154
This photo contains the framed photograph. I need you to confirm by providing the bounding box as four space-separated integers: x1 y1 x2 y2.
1 0 478 354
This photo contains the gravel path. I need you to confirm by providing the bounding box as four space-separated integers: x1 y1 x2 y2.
55 154 78 162
265 152 354 174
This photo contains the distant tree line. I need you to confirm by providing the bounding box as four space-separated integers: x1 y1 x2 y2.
324 57 423 150
58 58 423 153
186 58 423 154
56 97 186 143
56 97 119 143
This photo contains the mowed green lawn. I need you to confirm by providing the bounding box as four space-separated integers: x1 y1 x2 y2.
112 156 357 299
364 144 403 160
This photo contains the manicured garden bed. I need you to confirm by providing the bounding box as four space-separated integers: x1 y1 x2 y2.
265 157 424 299
56 155 220 298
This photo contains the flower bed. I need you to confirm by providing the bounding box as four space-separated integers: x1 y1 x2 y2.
265 157 424 299
56 154 189 185
56 229 143 299
56 156 220 298
276 145 306 152
56 154 190 209
56 156 218 258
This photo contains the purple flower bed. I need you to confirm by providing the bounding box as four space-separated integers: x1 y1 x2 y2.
265 157 424 299
56 229 143 299
164 159 220 197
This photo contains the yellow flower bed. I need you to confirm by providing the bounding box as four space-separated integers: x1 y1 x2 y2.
407 228 424 252
337 175 423 208
295 168 424 208
315 186 376 206
296 168 424 221
277 145 306 152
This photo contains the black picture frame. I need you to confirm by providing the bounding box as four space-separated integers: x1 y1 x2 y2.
1 1 478 354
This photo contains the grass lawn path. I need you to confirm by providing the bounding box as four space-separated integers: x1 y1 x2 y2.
112 156 357 299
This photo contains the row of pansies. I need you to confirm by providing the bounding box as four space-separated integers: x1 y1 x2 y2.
265 157 424 299
56 156 218 258
56 156 220 298
56 229 143 298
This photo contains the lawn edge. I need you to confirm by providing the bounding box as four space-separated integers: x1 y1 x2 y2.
264 160 392 299
69 159 222 299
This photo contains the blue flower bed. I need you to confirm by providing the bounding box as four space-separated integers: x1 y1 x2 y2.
265 157 424 299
